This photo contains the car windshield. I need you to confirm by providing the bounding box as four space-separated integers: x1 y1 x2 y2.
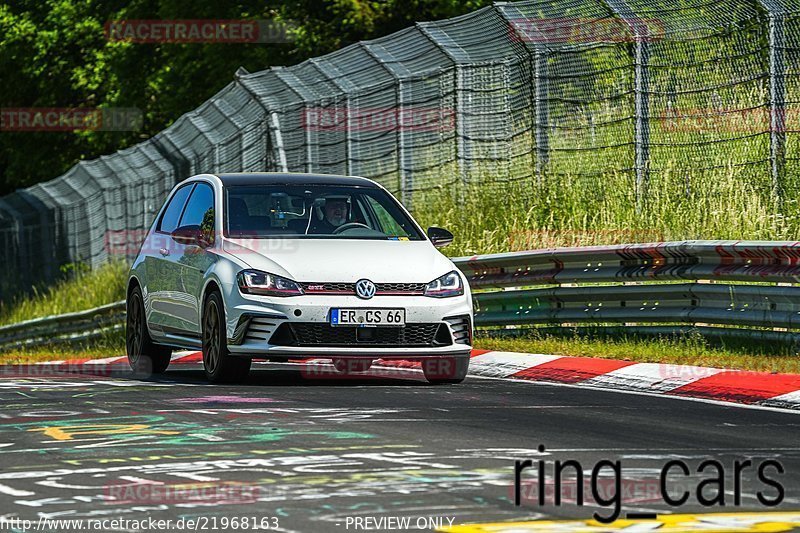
224 184 424 240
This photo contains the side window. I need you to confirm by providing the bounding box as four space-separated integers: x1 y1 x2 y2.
158 185 193 234
365 196 408 237
179 183 215 245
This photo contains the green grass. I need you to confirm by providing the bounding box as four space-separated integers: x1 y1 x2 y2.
476 331 800 374
0 337 125 365
0 260 128 327
412 166 798 258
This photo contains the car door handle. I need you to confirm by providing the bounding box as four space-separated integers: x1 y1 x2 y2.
159 248 169 257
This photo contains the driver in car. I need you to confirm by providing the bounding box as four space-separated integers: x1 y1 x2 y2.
312 197 349 234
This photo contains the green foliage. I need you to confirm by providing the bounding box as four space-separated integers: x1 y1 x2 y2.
411 160 796 257
0 0 490 196
0 259 128 326
282 0 488 56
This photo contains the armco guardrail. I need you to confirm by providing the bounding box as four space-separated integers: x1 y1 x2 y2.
452 240 800 337
4 240 800 352
0 300 125 352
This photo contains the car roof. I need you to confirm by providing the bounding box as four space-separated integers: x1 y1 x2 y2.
213 172 380 188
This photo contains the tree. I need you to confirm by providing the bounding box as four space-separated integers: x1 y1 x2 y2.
0 0 488 196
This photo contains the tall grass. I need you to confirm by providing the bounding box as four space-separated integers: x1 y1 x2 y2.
0 261 128 326
412 163 799 257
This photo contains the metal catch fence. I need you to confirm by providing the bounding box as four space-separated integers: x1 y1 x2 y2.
2 0 800 300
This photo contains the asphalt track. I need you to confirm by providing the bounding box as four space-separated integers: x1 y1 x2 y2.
0 361 799 532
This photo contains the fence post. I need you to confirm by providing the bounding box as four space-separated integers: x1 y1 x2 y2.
453 64 468 187
152 137 191 185
634 35 650 208
396 80 413 208
603 0 650 208
232 69 280 172
757 0 787 201
269 112 289 172
534 47 550 182
495 4 550 183
0 199 27 295
769 13 786 201
342 97 353 175
762 0 786 202
307 60 353 176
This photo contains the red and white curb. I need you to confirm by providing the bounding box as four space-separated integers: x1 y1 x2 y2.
465 350 800 411
4 350 800 412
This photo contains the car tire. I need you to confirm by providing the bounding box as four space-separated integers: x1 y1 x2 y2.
126 285 172 375
422 355 469 384
202 290 251 383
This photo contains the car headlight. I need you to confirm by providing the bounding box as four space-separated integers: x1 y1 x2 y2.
237 270 304 297
424 270 464 298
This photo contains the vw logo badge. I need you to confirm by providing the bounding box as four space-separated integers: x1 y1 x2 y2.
355 279 376 300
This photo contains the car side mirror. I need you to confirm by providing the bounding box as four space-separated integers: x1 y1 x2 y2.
171 225 203 246
427 226 453 248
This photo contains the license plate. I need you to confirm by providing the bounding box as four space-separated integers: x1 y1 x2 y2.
330 308 405 326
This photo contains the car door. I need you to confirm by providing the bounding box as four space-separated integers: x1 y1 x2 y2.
145 183 194 333
172 182 216 336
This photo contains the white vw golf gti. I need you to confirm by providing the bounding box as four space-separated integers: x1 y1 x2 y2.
126 173 473 383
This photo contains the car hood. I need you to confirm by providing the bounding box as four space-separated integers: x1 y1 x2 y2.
222 238 456 283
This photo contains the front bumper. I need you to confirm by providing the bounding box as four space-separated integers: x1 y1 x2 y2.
244 345 472 358
221 283 473 358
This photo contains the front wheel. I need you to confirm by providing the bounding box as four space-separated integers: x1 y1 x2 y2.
202 291 251 383
422 356 469 384
126 285 171 375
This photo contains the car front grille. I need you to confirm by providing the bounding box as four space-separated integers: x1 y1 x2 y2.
300 282 354 293
375 282 426 294
269 322 451 347
300 282 426 295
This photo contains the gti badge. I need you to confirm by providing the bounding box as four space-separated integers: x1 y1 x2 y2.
355 279 376 299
